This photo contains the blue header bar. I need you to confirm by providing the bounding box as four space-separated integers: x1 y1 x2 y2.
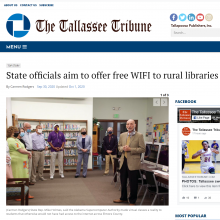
1 41 220 52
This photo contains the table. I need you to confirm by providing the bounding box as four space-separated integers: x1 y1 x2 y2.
140 163 169 185
113 158 169 185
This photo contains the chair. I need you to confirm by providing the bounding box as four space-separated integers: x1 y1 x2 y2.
111 158 129 191
92 153 102 170
137 170 155 200
6 178 29 205
140 171 168 205
137 170 148 197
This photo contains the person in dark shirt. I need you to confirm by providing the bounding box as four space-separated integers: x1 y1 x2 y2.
103 127 118 176
48 124 66 179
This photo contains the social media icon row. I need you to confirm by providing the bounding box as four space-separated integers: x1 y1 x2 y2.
170 13 213 22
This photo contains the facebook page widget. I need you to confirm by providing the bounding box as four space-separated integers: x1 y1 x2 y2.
178 108 220 203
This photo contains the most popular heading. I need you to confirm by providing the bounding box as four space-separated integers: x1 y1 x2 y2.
36 20 152 33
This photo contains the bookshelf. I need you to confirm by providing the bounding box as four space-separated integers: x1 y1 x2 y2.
93 124 98 153
12 114 18 127
18 118 88 172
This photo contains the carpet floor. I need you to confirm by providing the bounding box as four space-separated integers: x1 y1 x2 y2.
7 167 168 206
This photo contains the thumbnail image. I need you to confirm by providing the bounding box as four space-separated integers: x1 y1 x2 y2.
182 140 220 174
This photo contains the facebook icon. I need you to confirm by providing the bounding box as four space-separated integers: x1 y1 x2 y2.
170 13 178 21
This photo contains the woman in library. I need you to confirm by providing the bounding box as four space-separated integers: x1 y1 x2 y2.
16 127 27 148
6 126 34 199
75 128 92 178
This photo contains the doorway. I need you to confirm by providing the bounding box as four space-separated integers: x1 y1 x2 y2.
98 122 114 146
98 119 138 160
98 119 138 145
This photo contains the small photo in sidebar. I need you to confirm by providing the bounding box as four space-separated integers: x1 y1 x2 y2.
182 140 220 174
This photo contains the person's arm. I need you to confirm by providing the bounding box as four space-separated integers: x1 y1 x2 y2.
87 136 92 151
76 137 83 151
84 136 92 152
103 137 111 154
130 134 146 154
43 136 48 150
192 149 203 159
8 141 31 158
211 148 219 154
49 142 58 151
17 148 32 158
103 137 107 152
44 139 48 151
6 155 11 163
60 134 66 150
111 136 118 153
60 142 65 150
118 135 124 153
185 148 189 158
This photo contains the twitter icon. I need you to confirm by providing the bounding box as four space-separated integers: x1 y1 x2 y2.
179 13 187 21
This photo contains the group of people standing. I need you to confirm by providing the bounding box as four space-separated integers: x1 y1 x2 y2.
7 119 147 205
6 122 92 200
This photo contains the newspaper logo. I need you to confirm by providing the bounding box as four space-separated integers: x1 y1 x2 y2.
170 13 178 21
182 127 191 136
205 14 213 21
6 13 30 38
196 13 204 21
179 109 191 121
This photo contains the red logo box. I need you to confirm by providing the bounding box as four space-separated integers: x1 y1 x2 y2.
182 127 191 136
179 110 191 121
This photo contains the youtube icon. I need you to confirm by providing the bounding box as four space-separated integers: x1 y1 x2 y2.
196 13 204 21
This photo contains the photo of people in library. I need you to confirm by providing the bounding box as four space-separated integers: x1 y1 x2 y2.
182 140 220 174
6 97 169 206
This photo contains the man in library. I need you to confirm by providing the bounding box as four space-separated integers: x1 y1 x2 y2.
103 127 118 176
31 125 48 182
22 122 34 185
113 119 145 205
48 124 66 179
